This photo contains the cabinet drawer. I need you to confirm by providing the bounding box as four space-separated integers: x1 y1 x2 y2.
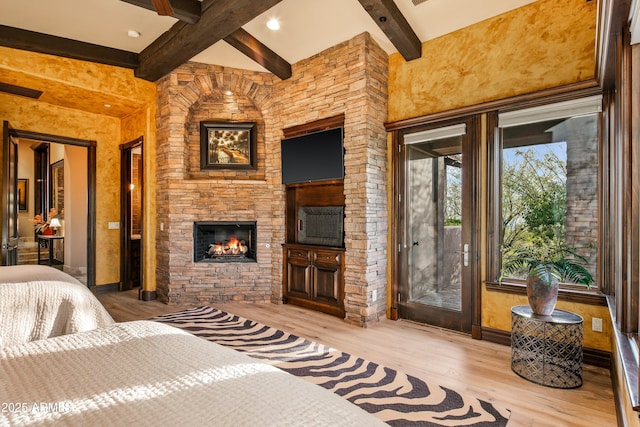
314 250 342 267
287 247 311 263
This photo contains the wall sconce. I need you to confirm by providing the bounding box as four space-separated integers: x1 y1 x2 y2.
49 217 62 235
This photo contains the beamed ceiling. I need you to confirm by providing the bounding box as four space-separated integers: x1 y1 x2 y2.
0 0 538 82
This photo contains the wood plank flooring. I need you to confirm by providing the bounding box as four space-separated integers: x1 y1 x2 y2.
97 290 617 427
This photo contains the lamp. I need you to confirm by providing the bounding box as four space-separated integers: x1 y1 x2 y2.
49 217 62 235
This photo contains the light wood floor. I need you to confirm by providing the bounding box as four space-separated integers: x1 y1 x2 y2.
97 290 617 427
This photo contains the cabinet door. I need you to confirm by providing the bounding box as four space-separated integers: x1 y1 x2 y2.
286 247 312 298
313 250 342 305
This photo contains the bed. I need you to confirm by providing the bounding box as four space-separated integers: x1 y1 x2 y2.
0 266 384 426
0 265 115 348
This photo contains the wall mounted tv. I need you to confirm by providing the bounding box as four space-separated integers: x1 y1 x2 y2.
281 127 344 184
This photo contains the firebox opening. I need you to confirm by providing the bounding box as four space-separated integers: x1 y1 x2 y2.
194 221 257 263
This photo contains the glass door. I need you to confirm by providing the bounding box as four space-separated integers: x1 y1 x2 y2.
397 119 475 333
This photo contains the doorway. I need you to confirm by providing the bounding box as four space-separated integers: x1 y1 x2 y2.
394 117 479 333
1 122 18 265
120 138 143 291
1 122 97 288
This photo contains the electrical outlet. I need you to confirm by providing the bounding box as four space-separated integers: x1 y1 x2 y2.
592 317 603 332
372 290 377 302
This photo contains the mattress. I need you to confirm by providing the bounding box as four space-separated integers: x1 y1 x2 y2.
0 321 385 426
0 265 114 348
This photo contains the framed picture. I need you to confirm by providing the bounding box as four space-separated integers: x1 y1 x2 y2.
200 121 257 170
17 179 28 211
51 160 64 218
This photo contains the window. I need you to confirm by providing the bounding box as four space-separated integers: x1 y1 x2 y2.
495 96 601 288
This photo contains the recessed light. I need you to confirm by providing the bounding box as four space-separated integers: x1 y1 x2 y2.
224 90 233 96
127 30 141 38
104 104 111 108
266 18 280 31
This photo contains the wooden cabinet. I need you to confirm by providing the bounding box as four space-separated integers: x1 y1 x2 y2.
283 243 345 318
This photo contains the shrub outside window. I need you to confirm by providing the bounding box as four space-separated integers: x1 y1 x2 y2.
497 97 601 288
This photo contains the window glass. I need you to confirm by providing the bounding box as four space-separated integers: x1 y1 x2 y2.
499 111 599 287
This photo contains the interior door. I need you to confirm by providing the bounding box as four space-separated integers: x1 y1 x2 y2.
397 119 476 333
120 138 143 291
1 121 19 265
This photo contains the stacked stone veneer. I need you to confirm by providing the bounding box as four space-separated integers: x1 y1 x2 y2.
565 115 598 278
155 33 388 326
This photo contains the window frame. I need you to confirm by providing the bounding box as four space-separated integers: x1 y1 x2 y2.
485 91 608 307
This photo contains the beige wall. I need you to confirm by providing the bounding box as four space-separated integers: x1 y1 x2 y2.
0 48 156 287
386 0 608 349
64 144 88 276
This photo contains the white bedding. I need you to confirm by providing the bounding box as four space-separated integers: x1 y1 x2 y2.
0 321 385 426
0 265 114 348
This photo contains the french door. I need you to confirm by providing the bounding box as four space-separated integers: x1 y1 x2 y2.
395 117 478 333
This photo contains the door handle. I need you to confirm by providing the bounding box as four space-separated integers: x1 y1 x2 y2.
455 244 469 266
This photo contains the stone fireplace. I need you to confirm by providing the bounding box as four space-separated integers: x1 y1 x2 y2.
154 33 389 326
194 221 256 263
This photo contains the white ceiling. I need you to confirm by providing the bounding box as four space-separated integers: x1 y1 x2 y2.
0 0 537 74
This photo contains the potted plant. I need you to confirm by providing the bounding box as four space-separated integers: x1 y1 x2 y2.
31 208 59 236
500 241 594 315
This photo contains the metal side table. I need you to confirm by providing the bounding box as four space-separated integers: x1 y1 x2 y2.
511 305 583 388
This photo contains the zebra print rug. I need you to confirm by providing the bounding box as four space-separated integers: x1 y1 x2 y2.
152 306 510 426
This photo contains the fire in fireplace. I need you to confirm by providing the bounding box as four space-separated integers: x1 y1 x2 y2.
194 221 257 262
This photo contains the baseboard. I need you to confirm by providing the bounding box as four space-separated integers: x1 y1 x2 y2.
481 327 511 346
140 290 157 301
94 283 119 295
481 326 611 368
63 265 87 276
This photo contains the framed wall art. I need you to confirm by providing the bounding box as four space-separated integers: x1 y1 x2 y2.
51 160 64 218
17 178 28 211
199 121 257 170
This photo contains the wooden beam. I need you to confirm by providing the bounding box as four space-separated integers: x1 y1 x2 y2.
120 0 201 24
151 0 175 16
357 0 421 61
223 28 291 80
0 25 139 69
135 0 283 82
0 82 42 100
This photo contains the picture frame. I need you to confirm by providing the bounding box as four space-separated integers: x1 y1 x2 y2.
17 179 28 211
51 160 64 218
200 121 257 170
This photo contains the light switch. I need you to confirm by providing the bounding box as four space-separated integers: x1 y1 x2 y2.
592 317 603 332
108 222 120 229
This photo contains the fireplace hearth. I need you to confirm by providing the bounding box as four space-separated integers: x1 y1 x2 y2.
194 221 256 263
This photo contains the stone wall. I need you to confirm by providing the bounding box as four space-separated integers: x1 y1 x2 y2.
565 115 599 278
155 33 388 326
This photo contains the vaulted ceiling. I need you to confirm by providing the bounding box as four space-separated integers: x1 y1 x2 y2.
0 0 537 82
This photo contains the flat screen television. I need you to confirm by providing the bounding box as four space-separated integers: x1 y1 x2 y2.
281 127 344 184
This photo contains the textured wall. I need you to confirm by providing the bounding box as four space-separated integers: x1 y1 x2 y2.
482 289 611 352
121 107 157 292
0 48 156 286
387 0 597 122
